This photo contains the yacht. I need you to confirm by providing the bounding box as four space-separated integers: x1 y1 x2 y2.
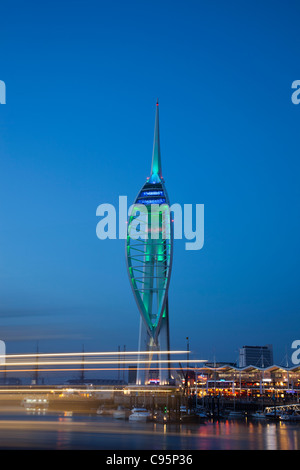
128 407 151 422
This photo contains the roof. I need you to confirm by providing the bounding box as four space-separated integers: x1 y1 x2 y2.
195 363 300 373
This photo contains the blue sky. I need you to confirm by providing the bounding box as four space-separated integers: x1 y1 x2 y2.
0 0 300 366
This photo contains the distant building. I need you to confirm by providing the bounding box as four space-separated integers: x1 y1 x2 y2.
128 367 137 385
239 345 273 368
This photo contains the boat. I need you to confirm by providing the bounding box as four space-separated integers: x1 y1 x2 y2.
227 411 245 419
180 412 200 423
179 406 204 423
279 411 300 422
21 396 49 411
195 406 209 419
251 411 266 419
113 406 131 419
153 410 169 423
96 405 115 416
279 413 291 421
128 407 151 422
265 410 279 420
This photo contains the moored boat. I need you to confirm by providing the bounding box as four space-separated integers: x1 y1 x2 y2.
113 406 131 419
251 411 266 419
265 410 279 420
227 411 245 419
195 406 209 419
279 411 300 422
129 407 151 422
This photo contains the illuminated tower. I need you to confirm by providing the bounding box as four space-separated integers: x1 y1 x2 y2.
126 102 173 385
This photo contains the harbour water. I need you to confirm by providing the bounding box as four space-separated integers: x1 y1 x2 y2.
0 410 300 450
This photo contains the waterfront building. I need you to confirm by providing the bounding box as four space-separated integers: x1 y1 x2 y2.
189 361 300 402
125 102 173 385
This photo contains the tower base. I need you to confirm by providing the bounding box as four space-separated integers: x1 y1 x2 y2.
136 305 171 386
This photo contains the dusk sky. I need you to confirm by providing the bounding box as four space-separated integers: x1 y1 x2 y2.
0 0 300 366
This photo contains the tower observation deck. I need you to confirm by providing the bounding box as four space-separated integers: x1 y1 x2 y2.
125 102 173 385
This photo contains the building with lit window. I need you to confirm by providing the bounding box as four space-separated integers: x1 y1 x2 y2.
238 345 273 368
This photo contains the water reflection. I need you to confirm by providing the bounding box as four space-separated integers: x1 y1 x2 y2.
57 416 73 449
265 423 276 450
193 419 300 450
0 410 300 449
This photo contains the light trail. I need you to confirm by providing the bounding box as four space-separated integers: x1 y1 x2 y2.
0 350 189 359
0 366 189 373
0 388 175 393
0 359 206 367
0 350 207 383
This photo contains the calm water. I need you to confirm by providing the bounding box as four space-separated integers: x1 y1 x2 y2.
0 410 299 450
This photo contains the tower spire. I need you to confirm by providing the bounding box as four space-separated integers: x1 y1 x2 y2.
150 100 162 181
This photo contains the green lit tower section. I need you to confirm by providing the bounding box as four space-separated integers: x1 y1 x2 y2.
126 102 173 385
